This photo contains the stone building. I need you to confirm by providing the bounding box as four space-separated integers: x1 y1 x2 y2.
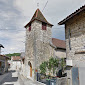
0 44 9 74
52 38 66 59
10 56 21 71
58 5 85 85
24 9 54 80
0 55 9 74
20 52 25 75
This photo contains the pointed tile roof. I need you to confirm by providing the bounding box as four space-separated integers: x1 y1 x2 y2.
25 9 53 28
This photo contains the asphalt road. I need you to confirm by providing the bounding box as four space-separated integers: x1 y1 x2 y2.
0 70 20 85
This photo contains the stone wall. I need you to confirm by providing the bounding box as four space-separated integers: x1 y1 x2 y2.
24 20 54 79
54 49 66 59
56 77 67 85
65 10 85 66
65 10 85 85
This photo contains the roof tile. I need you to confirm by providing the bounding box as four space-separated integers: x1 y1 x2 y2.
52 38 66 49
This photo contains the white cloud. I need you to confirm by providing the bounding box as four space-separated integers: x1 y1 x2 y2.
0 0 85 54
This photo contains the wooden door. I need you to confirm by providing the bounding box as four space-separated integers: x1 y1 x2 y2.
30 63 32 77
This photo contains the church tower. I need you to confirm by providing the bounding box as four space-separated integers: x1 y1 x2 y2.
24 9 53 79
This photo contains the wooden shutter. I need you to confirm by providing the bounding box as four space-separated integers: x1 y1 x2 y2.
42 22 47 30
29 24 31 31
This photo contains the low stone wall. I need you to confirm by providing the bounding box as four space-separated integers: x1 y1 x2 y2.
56 77 67 85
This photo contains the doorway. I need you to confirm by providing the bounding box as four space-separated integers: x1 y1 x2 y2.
28 61 32 77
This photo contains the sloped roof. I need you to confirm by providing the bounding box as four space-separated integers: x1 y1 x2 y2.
12 56 21 61
0 44 4 48
0 55 10 59
58 5 85 25
25 9 53 28
52 38 66 49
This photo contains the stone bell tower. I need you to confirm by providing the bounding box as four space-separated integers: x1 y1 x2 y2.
24 9 53 79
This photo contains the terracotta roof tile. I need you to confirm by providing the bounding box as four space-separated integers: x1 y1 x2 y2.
25 9 53 28
52 38 66 49
58 5 85 25
12 56 21 61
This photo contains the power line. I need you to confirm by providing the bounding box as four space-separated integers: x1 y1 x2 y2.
42 1 48 12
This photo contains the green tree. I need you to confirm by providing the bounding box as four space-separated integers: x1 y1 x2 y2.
60 58 66 71
47 57 59 75
6 53 21 58
40 61 47 74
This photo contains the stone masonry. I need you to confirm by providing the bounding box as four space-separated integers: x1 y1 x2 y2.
59 5 85 85
23 9 54 80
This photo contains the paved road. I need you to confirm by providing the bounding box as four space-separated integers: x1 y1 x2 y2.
0 70 20 85
0 70 45 85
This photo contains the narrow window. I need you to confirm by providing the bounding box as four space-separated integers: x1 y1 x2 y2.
22 59 24 64
68 28 71 50
42 22 47 30
28 24 31 31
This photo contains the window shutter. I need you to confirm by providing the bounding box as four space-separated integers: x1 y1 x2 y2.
28 24 31 31
29 26 31 31
42 22 47 30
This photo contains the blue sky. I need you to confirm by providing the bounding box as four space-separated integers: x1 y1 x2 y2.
0 0 85 54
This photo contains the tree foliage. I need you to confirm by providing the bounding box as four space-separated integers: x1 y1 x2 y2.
5 53 21 57
40 57 59 75
60 58 66 71
47 57 59 75
40 61 47 74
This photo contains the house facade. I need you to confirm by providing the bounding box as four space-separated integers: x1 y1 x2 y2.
20 52 25 75
58 5 85 85
23 9 54 80
52 38 66 59
10 56 21 71
0 55 9 74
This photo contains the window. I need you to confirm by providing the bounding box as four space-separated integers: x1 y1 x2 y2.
42 22 47 30
28 24 31 31
68 28 71 50
22 59 24 64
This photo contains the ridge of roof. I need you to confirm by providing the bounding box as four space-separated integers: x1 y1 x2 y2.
25 9 53 28
0 55 10 59
58 5 85 25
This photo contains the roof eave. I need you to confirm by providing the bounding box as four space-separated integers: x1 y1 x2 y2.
58 5 85 25
24 18 53 28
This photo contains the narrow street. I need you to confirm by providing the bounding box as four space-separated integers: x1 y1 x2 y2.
0 70 20 85
0 70 45 85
